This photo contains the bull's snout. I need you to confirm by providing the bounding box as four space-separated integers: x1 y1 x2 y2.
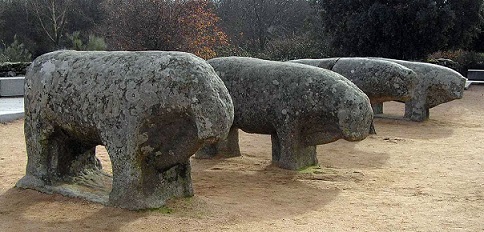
192 91 234 142
338 98 373 142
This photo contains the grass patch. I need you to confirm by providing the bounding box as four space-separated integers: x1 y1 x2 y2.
298 165 323 174
139 206 174 214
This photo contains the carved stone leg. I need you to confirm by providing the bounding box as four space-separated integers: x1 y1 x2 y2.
194 127 241 158
271 133 281 163
403 88 429 121
108 114 199 210
369 121 377 135
17 119 101 190
404 99 429 122
372 103 384 115
107 142 193 210
217 127 241 157
271 127 317 170
194 144 218 159
17 119 56 189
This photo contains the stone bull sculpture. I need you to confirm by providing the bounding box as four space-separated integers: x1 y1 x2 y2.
374 58 466 121
289 58 418 133
195 57 373 170
16 50 234 210
292 57 466 122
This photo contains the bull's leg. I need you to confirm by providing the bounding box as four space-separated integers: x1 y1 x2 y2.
194 143 218 158
108 115 199 210
216 127 241 157
17 119 56 189
108 145 193 209
369 121 377 134
194 127 241 158
271 126 317 170
17 119 100 190
404 89 429 122
404 99 429 122
107 139 194 210
372 103 384 114
370 103 381 134
271 133 281 163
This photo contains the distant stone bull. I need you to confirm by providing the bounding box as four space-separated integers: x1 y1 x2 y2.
16 50 234 210
375 58 466 121
289 58 418 132
196 57 373 170
289 58 417 104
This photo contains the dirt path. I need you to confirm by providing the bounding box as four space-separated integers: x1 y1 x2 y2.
1 86 483 231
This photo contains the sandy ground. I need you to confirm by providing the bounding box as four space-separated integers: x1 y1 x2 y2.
1 86 483 232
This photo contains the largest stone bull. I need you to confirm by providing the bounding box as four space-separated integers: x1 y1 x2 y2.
16 50 234 210
195 57 373 170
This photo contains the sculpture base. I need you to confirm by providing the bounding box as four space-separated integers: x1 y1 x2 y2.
17 162 194 210
16 169 112 204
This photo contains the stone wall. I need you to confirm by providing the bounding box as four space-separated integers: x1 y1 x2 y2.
0 62 31 77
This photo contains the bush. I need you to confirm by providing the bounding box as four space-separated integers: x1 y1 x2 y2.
458 52 484 69
0 62 31 77
85 35 107 51
67 31 107 51
428 50 484 75
427 50 467 63
0 36 32 62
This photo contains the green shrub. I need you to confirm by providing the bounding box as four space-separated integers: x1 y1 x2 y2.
0 36 32 62
67 31 84 51
213 44 252 58
85 35 107 51
67 31 107 51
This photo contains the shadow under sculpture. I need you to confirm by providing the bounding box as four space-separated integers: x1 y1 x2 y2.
373 59 467 121
196 57 373 170
16 50 234 210
289 58 418 133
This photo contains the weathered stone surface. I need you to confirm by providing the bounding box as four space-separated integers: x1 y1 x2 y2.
16 50 234 210
289 58 418 133
428 58 464 75
375 58 466 121
196 57 373 170
0 62 31 77
290 58 417 104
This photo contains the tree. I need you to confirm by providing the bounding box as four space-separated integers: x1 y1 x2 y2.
0 1 35 52
0 0 106 57
68 0 106 34
177 0 229 59
317 0 456 59
215 0 313 54
28 0 73 48
446 0 484 50
0 35 33 62
0 2 4 32
66 31 107 51
102 0 229 59
473 27 484 52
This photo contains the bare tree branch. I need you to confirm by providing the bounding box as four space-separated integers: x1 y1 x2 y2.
29 0 72 48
